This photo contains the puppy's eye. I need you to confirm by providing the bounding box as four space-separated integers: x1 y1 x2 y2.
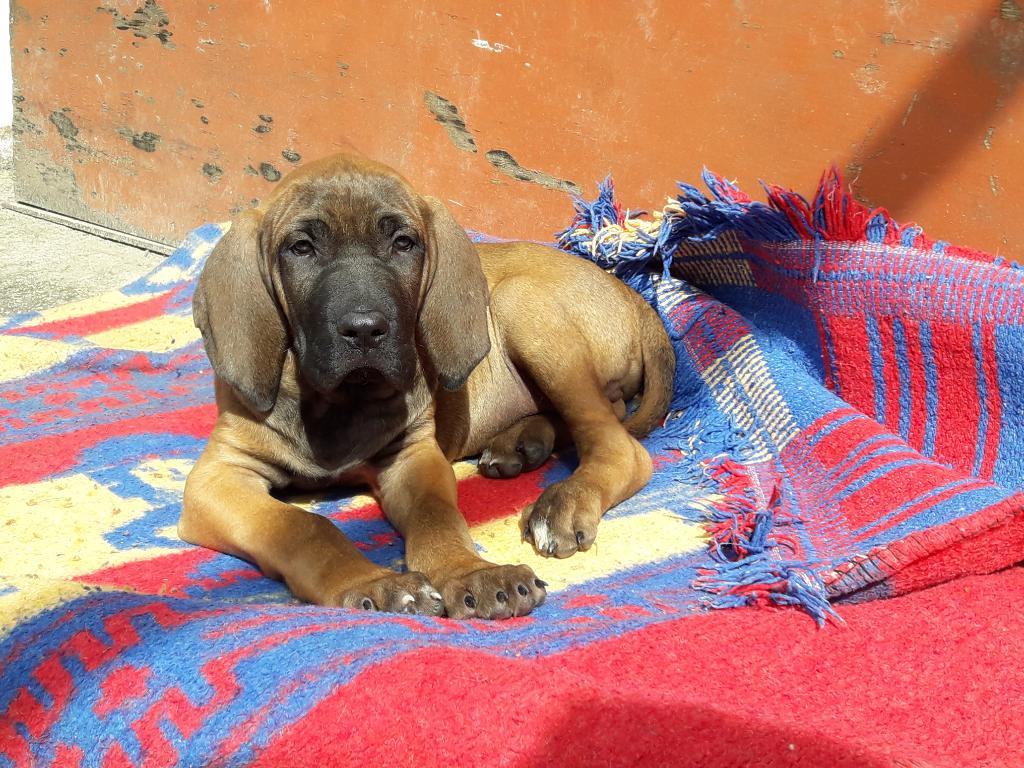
393 235 416 252
291 240 315 256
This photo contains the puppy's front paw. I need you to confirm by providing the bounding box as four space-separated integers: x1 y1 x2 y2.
439 563 547 619
521 482 602 558
336 571 445 616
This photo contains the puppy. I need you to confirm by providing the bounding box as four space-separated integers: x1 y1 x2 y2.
180 154 674 619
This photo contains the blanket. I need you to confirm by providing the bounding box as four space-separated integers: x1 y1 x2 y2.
1 169 1022 766
557 168 1024 612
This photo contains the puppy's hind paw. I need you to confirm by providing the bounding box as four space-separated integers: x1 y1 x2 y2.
478 415 556 479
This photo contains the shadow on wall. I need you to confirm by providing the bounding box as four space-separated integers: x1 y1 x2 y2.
846 7 1024 216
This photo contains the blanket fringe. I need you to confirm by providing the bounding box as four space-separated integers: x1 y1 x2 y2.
647 409 839 626
557 166 1011 281
694 458 838 625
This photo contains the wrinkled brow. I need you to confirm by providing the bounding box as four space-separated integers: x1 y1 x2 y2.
272 174 423 237
286 217 330 237
377 212 417 236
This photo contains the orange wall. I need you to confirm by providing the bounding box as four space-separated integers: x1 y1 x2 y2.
11 1 1024 256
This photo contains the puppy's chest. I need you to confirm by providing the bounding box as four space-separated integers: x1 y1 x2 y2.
269 396 414 481
443 352 543 458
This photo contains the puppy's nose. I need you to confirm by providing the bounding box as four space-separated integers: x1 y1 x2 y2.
339 310 389 351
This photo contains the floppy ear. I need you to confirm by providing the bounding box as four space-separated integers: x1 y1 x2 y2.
193 210 288 413
419 196 491 391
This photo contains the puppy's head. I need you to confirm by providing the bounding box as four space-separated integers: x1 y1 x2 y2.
193 154 491 413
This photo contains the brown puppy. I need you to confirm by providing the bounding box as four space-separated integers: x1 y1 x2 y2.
180 154 674 620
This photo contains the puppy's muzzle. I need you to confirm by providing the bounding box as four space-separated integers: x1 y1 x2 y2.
339 310 390 353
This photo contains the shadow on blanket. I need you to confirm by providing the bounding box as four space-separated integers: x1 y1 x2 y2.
523 701 891 768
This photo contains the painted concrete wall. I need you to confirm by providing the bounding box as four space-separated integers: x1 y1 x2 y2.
1 0 11 127
8 1 1024 256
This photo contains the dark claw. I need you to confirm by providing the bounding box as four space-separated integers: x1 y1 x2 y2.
464 594 477 609
517 583 529 597
496 590 508 603
576 531 585 546
535 579 548 588
523 528 534 544
360 597 374 610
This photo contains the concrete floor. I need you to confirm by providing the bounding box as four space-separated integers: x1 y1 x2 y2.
0 127 164 316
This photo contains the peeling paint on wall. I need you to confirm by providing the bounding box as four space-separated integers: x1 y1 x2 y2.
48 110 79 149
254 114 273 134
16 145 135 234
485 150 580 195
423 92 477 153
202 163 223 182
878 31 953 52
116 127 160 152
98 0 174 48
901 91 919 125
853 63 888 95
259 162 281 181
471 38 509 53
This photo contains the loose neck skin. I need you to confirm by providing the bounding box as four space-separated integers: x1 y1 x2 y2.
213 351 437 486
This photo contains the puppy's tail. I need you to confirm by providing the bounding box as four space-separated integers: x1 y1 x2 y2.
623 303 676 438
